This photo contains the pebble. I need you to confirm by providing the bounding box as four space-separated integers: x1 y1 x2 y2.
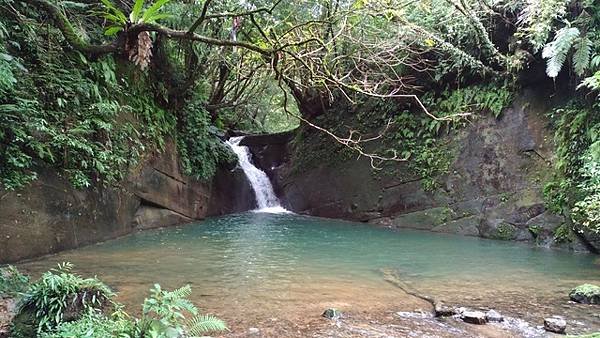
544 316 566 334
485 309 503 322
322 308 342 319
461 310 487 325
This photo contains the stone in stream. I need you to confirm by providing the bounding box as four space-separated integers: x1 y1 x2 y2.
569 284 600 304
322 308 341 320
461 310 487 325
485 309 503 322
434 302 456 317
544 316 566 334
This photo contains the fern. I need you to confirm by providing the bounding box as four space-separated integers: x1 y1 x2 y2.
579 71 600 93
542 27 580 78
185 314 227 336
518 0 569 51
141 0 171 24
573 37 592 76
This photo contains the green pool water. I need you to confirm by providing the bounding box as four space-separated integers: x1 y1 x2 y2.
18 212 600 334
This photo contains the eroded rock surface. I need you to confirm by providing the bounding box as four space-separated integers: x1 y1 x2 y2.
544 315 566 334
0 140 253 263
243 88 592 251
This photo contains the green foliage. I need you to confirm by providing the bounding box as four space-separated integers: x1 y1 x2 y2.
573 36 593 76
7 265 226 338
0 4 177 191
544 102 600 234
542 27 580 78
543 179 572 214
185 314 228 336
137 284 227 337
0 265 30 297
493 223 517 241
570 284 600 298
528 224 542 236
290 82 513 191
39 312 135 338
580 70 600 93
177 103 235 181
571 155 600 233
517 0 569 51
428 83 514 119
553 223 574 243
22 263 114 333
386 109 454 191
567 333 600 338
388 83 513 190
537 0 600 84
101 0 171 36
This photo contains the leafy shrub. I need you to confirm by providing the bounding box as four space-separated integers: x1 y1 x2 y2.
553 223 574 243
21 263 114 333
427 83 514 119
8 264 226 338
138 284 227 337
0 265 30 297
39 311 135 338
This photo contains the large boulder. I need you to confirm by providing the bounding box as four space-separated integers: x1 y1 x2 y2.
569 284 600 304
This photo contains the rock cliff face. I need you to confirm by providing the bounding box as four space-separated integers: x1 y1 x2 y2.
0 140 254 263
243 88 589 251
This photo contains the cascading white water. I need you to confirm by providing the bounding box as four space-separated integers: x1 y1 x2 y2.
226 136 289 213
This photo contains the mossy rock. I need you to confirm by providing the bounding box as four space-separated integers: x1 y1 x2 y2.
567 333 600 338
10 307 36 338
491 223 517 240
569 284 600 304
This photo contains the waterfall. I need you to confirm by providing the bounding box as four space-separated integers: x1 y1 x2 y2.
226 136 289 213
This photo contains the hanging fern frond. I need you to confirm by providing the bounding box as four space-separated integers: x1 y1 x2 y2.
185 314 228 336
573 37 592 76
542 27 580 78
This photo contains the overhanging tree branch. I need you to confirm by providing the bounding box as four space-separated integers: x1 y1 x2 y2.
26 0 117 55
133 23 273 55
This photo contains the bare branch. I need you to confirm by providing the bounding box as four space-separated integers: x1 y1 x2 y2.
187 0 212 35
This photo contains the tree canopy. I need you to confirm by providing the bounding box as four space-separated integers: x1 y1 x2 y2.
2 0 600 232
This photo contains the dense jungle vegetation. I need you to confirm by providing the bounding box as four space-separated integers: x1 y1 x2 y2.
2 0 600 336
1 0 600 260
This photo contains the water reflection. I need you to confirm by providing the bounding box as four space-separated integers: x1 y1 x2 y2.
18 212 600 333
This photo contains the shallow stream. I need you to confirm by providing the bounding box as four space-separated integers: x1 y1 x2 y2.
18 213 600 336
